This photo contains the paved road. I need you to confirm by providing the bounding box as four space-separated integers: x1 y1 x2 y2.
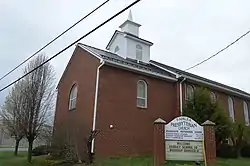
0 148 28 151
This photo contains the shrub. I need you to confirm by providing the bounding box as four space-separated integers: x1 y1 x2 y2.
241 144 250 157
216 144 237 158
32 145 51 156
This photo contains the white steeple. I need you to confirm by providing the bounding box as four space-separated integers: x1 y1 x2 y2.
128 10 133 21
119 10 141 37
106 10 153 64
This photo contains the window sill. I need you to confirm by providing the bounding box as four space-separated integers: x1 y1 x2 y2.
137 106 147 109
69 108 76 111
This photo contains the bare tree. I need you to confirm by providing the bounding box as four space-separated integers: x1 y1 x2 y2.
0 82 25 156
37 123 53 146
20 54 55 162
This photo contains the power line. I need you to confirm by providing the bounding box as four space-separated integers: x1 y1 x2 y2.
185 29 250 71
0 0 111 82
0 0 141 92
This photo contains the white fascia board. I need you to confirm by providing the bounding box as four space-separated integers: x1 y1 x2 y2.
104 60 177 82
184 75 250 99
78 44 103 61
149 62 178 77
124 34 153 46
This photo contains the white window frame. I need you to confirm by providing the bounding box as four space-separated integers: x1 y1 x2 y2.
69 84 78 110
210 92 217 103
243 101 249 126
137 80 147 108
228 97 235 122
136 44 143 61
186 85 194 100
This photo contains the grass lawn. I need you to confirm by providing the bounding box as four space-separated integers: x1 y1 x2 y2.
0 151 250 166
0 151 63 166
86 156 250 166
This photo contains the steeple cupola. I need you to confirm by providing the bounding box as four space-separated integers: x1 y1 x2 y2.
106 10 153 63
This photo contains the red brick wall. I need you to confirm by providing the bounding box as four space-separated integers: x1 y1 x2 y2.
94 65 177 157
53 46 100 158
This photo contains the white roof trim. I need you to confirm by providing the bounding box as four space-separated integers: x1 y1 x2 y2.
78 44 103 61
124 34 153 46
106 31 123 50
119 20 141 28
183 74 250 99
79 44 176 81
104 60 177 82
150 61 250 99
150 62 178 77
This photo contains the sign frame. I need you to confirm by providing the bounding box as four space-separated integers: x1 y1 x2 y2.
164 116 205 162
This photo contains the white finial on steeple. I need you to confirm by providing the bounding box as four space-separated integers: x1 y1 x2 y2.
128 10 133 21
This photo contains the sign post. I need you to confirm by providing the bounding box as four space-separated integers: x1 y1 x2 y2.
165 116 205 162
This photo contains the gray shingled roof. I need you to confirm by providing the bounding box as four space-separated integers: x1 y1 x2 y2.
79 43 250 98
79 43 175 78
151 60 250 97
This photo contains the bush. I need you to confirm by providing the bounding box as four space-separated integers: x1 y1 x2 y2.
241 144 250 157
32 145 51 156
216 144 237 158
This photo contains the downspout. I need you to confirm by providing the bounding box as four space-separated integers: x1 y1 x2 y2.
91 59 105 153
179 77 186 115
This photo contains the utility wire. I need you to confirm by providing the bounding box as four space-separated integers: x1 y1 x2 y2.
185 30 250 71
0 0 141 92
0 0 110 82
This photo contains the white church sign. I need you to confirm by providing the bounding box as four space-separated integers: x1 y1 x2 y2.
165 116 205 161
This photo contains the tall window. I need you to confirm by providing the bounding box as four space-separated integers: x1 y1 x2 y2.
228 97 235 122
137 80 147 108
69 84 78 110
210 92 216 103
186 85 194 100
243 101 249 126
136 44 143 61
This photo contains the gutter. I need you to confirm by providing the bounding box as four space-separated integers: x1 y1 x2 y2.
179 77 186 115
91 59 105 153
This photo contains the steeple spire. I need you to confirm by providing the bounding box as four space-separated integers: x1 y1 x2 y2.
128 10 133 21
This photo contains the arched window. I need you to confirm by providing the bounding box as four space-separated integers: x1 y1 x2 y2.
114 46 120 53
186 85 194 100
69 84 78 110
228 97 235 122
243 101 249 126
137 80 147 108
136 44 143 61
210 92 217 103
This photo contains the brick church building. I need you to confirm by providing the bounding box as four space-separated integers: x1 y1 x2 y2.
53 11 250 158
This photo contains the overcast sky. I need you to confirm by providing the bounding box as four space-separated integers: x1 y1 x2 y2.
1 0 250 105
